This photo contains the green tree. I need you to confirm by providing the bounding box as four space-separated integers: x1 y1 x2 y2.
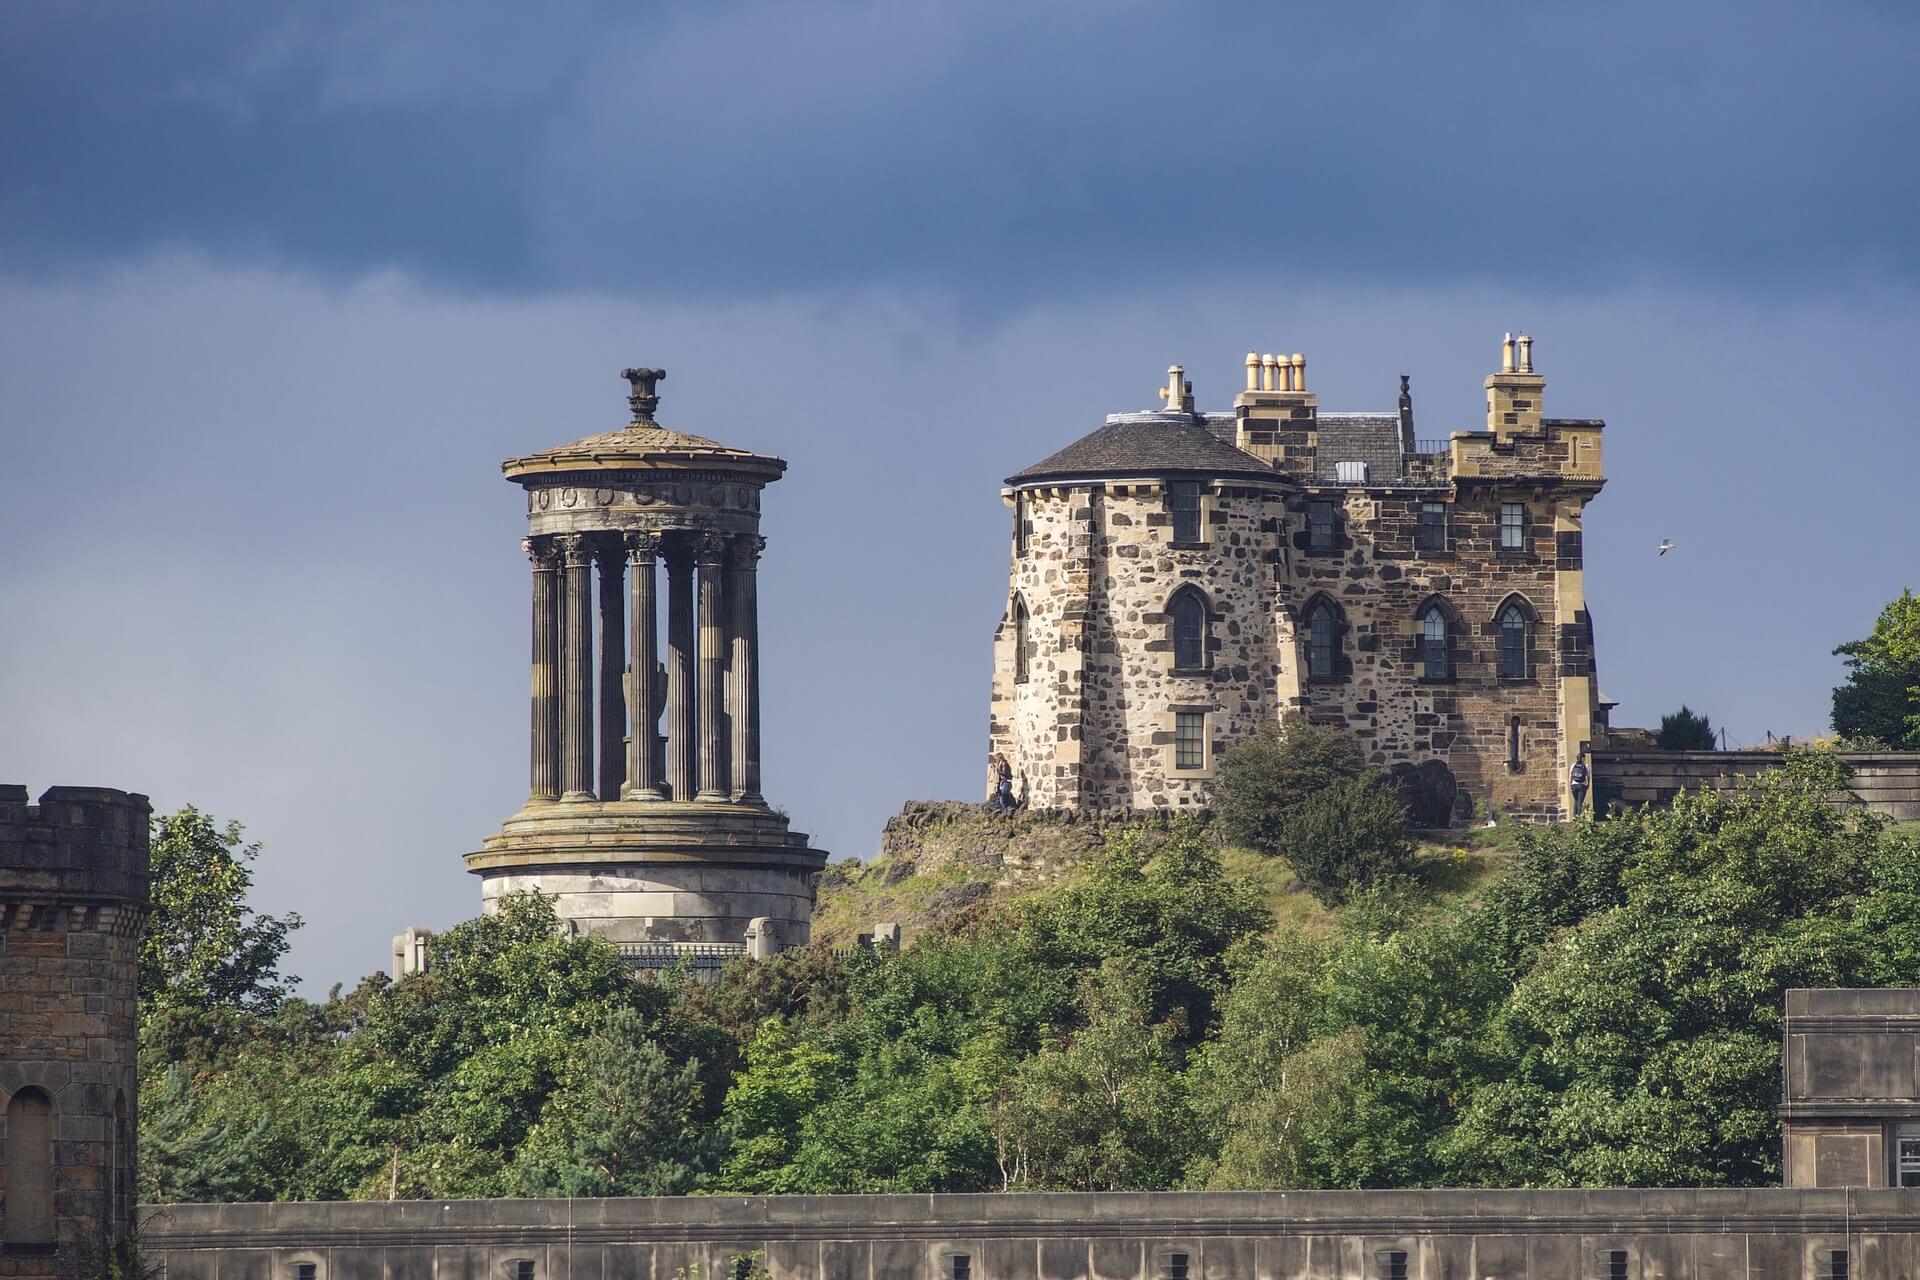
993 961 1194 1190
1275 774 1414 906
1214 720 1368 854
1655 705 1716 750
1832 588 1920 749
141 806 301 1018
512 1006 723 1196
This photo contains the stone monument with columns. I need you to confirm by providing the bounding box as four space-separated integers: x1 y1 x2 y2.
466 367 826 969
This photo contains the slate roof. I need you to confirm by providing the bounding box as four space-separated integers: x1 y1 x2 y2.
1312 413 1406 483
1007 413 1280 486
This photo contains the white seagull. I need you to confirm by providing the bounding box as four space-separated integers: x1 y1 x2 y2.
1657 539 1675 556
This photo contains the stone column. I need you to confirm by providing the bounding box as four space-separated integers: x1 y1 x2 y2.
695 533 730 801
665 536 697 801
559 533 595 802
526 537 561 802
595 540 626 800
728 534 765 804
624 532 665 800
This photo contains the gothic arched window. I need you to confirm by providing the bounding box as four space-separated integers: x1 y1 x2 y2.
1012 595 1030 684
1307 599 1338 680
4 1087 54 1245
1420 604 1452 681
1499 603 1529 679
1170 588 1209 671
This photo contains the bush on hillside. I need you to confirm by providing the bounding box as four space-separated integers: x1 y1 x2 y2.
1655 705 1716 750
1214 720 1368 853
1276 774 1415 906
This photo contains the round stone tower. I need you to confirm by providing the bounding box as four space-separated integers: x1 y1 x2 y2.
467 368 827 970
0 785 149 1274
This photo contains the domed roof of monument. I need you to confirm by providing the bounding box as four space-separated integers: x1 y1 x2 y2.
502 367 786 483
1007 412 1279 487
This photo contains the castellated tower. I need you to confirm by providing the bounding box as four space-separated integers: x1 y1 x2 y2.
0 785 149 1274
989 340 1605 822
467 368 827 971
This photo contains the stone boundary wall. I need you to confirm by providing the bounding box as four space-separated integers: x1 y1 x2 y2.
141 1189 1920 1280
1593 751 1920 821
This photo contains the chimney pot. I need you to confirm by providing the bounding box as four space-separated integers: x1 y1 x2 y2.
1500 334 1516 374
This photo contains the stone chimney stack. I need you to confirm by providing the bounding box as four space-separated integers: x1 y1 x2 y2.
1157 365 1195 414
1485 332 1545 439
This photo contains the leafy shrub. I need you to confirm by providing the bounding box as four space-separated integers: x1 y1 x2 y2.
1277 774 1414 905
1215 720 1368 853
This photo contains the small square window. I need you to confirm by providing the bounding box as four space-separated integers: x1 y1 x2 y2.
514 1261 536 1280
1308 499 1336 551
1607 1250 1629 1280
1169 482 1203 544
1817 1248 1849 1280
1416 501 1447 552
1166 1253 1190 1280
950 1255 972 1280
1174 712 1207 771
1499 502 1526 551
295 1266 317 1280
1379 1250 1408 1280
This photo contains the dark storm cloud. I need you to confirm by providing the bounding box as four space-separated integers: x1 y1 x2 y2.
3 1 1915 304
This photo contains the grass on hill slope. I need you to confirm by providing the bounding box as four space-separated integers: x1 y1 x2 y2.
811 816 1522 950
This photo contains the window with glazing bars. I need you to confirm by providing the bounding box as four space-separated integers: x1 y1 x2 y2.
949 1255 972 1280
295 1266 317 1280
1898 1127 1920 1186
1174 712 1206 770
1607 1250 1629 1280
1169 481 1203 543
1818 1249 1849 1280
514 1262 536 1280
1380 1250 1408 1280
1422 609 1450 680
1171 592 1207 670
1499 604 1528 678
1308 602 1336 678
1165 1253 1189 1280
1309 499 1336 551
1416 501 1447 551
1500 502 1526 551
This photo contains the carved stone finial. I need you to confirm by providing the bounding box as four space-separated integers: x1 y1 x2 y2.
621 367 665 425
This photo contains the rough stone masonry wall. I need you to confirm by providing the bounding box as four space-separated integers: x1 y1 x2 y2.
1284 480 1577 821
1082 483 1282 809
0 785 148 1277
990 487 1095 810
141 1189 1920 1280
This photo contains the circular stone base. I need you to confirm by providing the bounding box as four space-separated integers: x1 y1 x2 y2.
466 799 828 953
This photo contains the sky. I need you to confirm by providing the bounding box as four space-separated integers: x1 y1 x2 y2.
2 0 1916 994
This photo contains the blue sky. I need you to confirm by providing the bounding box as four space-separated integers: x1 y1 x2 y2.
2 0 1916 991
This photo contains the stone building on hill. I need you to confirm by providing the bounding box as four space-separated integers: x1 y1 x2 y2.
464 368 826 970
987 337 1605 822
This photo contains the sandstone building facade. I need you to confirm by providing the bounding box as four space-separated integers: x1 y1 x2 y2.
988 338 1604 822
0 785 148 1275
465 369 825 968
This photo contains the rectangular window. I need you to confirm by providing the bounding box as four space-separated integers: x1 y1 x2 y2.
295 1267 317 1280
1380 1250 1408 1280
1818 1249 1849 1280
950 1255 972 1280
1607 1251 1629 1280
1174 712 1207 771
1014 493 1028 555
1169 481 1203 544
1899 1129 1920 1186
1166 1253 1189 1280
1308 499 1336 551
1500 502 1526 551
1416 501 1447 552
514 1263 535 1280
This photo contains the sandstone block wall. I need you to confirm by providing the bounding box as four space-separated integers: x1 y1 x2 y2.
1593 751 1920 821
0 785 149 1276
141 1189 1920 1280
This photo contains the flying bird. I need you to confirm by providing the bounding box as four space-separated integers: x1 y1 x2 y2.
1657 539 1675 556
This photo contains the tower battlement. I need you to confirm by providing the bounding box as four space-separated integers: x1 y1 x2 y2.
0 784 148 1272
